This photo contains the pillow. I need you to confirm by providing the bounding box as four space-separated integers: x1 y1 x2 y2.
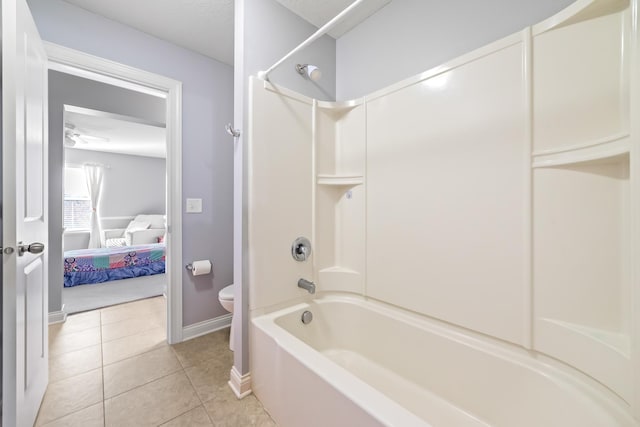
125 220 151 233
133 214 166 229
105 238 127 248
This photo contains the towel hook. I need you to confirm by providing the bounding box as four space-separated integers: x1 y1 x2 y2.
225 123 241 138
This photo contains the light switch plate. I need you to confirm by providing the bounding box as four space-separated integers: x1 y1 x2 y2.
186 198 203 213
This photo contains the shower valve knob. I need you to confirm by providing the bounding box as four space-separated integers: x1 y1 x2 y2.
291 237 312 262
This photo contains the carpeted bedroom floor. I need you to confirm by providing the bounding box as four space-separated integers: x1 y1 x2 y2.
62 274 166 314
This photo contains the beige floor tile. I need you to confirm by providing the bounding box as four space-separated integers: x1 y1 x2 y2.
35 369 103 425
39 403 103 427
203 388 276 427
101 297 165 325
160 406 213 426
145 296 167 312
48 324 62 341
104 346 182 398
184 356 231 403
41 298 272 427
101 314 165 343
103 295 163 312
49 327 101 357
104 372 200 427
171 329 231 368
102 326 167 365
129 295 165 309
49 344 102 383
100 306 142 325
49 311 101 337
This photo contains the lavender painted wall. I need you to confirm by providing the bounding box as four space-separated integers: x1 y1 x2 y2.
30 0 234 326
65 148 167 218
233 0 337 375
336 0 576 100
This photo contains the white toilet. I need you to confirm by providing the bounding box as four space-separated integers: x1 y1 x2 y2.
218 284 235 350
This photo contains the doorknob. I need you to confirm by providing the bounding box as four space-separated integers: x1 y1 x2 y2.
18 242 45 256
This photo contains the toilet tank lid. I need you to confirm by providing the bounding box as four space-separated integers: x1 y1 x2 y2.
219 285 234 300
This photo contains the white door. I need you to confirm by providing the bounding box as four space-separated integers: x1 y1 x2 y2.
2 0 49 425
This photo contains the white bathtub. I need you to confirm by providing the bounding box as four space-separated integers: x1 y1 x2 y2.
251 294 636 427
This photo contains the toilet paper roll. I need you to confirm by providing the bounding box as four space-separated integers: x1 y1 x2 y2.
191 260 212 276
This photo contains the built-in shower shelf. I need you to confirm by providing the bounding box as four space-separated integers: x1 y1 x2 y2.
532 134 629 168
318 267 362 294
532 0 629 35
535 317 631 400
316 99 364 118
317 174 364 187
538 317 631 356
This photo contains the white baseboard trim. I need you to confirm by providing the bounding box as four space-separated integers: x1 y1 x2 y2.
48 305 67 324
182 313 232 341
228 366 252 399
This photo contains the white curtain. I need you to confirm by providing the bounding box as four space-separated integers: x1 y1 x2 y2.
84 164 104 248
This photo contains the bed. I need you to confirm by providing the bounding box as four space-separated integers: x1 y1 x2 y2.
64 243 166 287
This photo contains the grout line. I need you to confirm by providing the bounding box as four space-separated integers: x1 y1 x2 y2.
100 310 166 328
102 339 169 367
183 361 204 405
98 295 165 314
201 403 215 425
168 345 188 369
170 344 231 371
51 322 100 337
156 399 201 427
38 400 104 426
100 320 165 344
49 326 102 357
177 355 218 426
104 369 182 401
35 367 104 426
203 413 215 425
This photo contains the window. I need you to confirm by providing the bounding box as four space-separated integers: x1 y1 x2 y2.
64 166 91 230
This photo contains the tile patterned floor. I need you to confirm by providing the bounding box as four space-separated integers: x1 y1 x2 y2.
36 296 276 427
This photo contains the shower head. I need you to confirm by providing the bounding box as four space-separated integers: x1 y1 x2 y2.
295 64 322 82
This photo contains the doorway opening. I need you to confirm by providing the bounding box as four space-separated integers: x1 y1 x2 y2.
45 43 184 344
62 103 167 313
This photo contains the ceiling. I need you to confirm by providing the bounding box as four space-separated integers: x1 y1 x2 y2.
273 0 390 38
61 0 390 65
65 106 166 158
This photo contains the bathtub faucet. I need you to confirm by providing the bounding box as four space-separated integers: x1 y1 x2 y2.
298 278 316 294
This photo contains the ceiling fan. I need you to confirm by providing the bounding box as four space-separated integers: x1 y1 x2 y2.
64 123 110 147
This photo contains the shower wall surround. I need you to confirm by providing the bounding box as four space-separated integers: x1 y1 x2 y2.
248 0 638 416
366 41 527 346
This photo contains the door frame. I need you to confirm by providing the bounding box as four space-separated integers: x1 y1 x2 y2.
44 42 184 344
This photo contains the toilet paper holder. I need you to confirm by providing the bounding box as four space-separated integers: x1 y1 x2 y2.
185 260 213 276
